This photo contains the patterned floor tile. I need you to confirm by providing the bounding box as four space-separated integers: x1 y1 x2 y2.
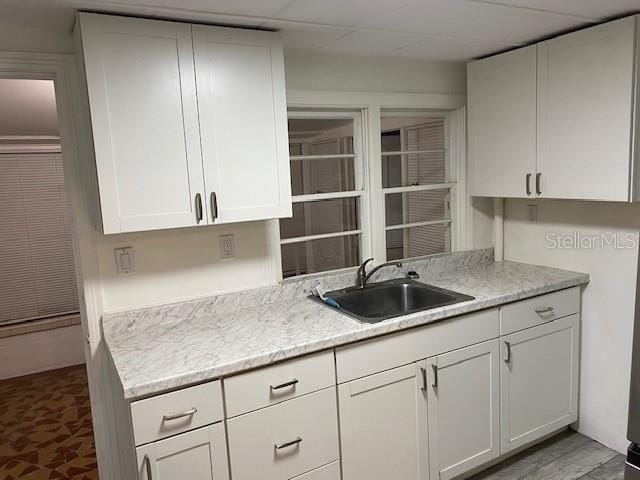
0 366 98 480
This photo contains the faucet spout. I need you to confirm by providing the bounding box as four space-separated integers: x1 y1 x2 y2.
355 258 402 289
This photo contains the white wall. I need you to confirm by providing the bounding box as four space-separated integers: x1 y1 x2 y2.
284 49 467 94
503 198 638 453
96 222 277 312
0 325 85 379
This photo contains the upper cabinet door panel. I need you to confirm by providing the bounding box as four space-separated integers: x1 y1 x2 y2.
193 26 292 224
468 45 537 198
79 13 205 234
537 17 635 201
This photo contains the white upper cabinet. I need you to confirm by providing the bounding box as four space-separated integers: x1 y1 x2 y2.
537 17 636 201
193 26 291 224
468 45 537 198
78 13 205 234
468 15 640 202
77 13 291 234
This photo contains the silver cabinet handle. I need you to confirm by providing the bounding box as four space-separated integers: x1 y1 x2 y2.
535 172 542 195
210 192 218 221
420 367 428 392
526 173 532 196
142 454 152 480
504 341 512 364
162 407 197 422
274 437 302 450
195 193 203 223
535 306 555 315
270 379 299 391
431 364 438 390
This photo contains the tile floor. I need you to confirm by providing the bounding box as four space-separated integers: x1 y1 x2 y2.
471 429 625 480
0 365 98 479
0 365 626 480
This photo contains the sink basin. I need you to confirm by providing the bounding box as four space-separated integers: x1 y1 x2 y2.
312 279 474 324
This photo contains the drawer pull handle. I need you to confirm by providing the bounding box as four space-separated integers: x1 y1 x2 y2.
142 454 152 480
270 379 299 391
431 364 438 390
162 407 198 422
535 306 555 315
274 437 303 450
505 341 512 364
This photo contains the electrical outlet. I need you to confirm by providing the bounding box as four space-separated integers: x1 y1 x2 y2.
114 247 134 275
219 234 235 259
526 204 538 223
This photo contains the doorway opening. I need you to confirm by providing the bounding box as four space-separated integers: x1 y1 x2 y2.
0 78 98 479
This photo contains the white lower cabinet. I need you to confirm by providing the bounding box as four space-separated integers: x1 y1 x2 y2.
136 423 229 480
122 291 581 480
500 314 580 453
226 387 339 480
338 362 429 480
426 340 501 480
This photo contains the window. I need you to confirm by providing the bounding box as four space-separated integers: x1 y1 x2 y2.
279 107 459 279
279 112 365 278
381 113 452 261
0 150 79 325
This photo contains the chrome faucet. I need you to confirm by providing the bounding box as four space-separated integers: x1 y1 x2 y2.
356 258 403 289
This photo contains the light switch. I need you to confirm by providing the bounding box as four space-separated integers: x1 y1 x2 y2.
114 247 134 275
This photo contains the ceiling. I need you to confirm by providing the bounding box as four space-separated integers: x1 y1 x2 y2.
4 0 640 61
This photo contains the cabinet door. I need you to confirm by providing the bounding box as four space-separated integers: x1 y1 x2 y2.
338 362 429 480
501 314 580 453
136 424 229 480
193 25 292 224
468 45 537 198
537 17 635 201
78 13 205 234
426 340 500 480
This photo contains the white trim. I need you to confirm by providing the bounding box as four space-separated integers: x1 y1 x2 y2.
382 149 446 155
385 219 452 231
0 144 61 153
382 183 456 195
280 229 362 245
291 190 363 203
287 90 466 110
290 153 356 161
450 107 470 251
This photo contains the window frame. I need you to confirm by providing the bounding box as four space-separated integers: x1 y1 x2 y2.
380 109 455 261
274 91 467 281
277 109 371 279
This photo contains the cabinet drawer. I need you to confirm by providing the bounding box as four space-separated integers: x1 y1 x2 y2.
500 287 579 335
130 381 223 446
227 387 339 480
224 351 335 417
336 308 500 383
291 462 340 480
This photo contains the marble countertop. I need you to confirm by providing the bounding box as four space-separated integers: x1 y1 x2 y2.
102 250 589 400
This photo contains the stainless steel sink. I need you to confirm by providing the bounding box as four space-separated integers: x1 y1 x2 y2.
311 278 474 324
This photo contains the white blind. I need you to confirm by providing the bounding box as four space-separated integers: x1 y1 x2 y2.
0 151 79 325
405 120 448 256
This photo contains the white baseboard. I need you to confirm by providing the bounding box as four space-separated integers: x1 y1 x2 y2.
0 324 85 380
